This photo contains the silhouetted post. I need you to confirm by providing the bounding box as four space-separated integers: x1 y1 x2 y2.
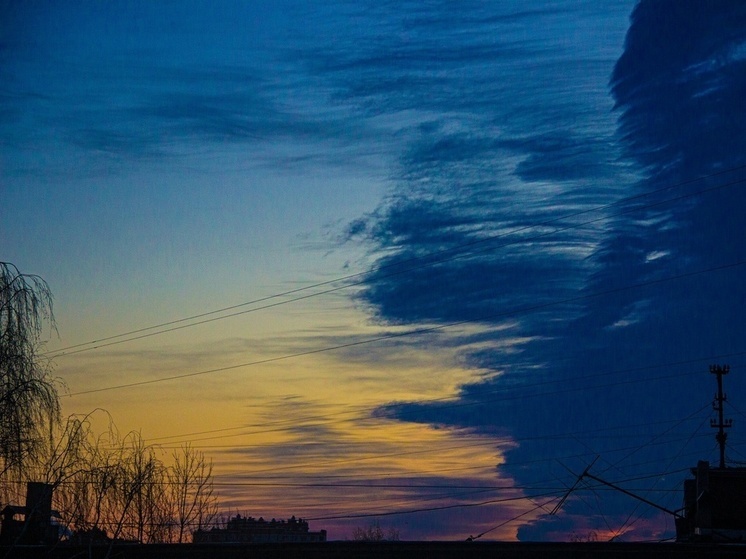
710 365 732 469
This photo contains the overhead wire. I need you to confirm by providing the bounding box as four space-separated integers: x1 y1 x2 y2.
72 427 705 527
206 449 712 504
42 166 746 533
304 490 566 522
597 402 713 476
294 483 530 518
291 465 712 525
607 412 712 539
24 442 699 530
128 384 709 486
47 472 686 535
207 471 694 521
67 258 746 397
543 404 716 541
138 349 742 447
46 164 746 359
466 498 556 540
156 387 711 450
181 431 713 475
55 160 744 532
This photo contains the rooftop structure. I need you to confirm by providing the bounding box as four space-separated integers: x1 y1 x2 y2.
193 514 327 544
675 365 746 542
0 482 60 545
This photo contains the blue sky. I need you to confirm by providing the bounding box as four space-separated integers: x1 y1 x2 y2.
2 0 746 542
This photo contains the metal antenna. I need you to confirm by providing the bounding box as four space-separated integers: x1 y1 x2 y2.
710 364 732 469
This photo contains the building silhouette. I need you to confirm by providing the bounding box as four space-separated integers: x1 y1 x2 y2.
0 482 60 544
193 514 327 543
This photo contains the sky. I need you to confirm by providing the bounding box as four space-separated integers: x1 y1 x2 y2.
2 0 746 542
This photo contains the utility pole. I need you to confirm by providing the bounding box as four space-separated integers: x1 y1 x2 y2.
710 364 732 469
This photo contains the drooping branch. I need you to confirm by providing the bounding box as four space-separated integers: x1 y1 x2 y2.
0 262 60 479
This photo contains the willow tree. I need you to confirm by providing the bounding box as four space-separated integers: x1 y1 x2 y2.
0 262 60 479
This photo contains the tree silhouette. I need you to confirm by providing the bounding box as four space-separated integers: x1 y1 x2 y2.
352 521 400 541
49 419 220 543
0 262 60 479
0 263 220 542
168 443 217 543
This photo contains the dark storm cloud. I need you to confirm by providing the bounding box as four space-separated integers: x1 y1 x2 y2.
329 0 624 339
499 134 617 183
342 0 746 541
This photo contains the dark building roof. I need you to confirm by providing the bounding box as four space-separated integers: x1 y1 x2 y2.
193 515 327 544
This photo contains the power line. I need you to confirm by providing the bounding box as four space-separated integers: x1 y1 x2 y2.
42 466 675 490
596 402 714 477
153 370 710 448
47 164 746 358
158 433 707 477
67 259 746 396
305 490 565 521
142 350 742 445
65 362 732 498
468 499 553 541
612 413 712 539
176 432 713 477
217 446 713 486
219 463 499 482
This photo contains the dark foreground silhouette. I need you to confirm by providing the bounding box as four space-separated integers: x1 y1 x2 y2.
4 541 746 559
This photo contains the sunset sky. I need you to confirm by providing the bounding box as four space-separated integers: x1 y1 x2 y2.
3 0 746 542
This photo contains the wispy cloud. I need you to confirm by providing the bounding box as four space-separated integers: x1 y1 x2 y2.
10 0 746 542
0 4 399 176
337 0 746 541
